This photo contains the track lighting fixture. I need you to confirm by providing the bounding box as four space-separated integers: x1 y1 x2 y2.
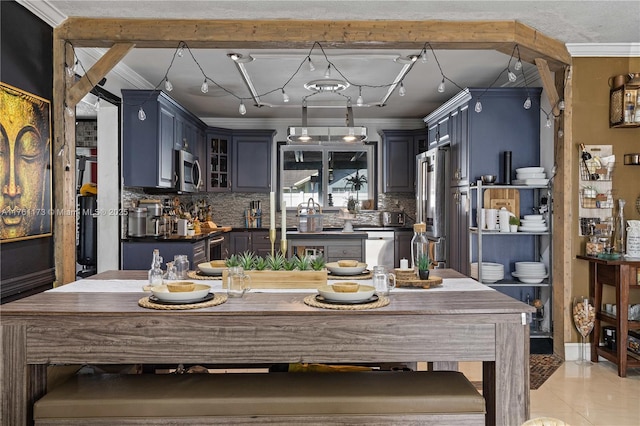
227 53 254 63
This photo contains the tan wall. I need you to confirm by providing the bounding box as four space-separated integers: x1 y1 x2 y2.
569 57 640 342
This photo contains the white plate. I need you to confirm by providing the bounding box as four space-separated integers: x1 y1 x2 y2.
317 284 375 302
512 179 549 186
516 173 546 179
515 167 544 173
151 283 211 302
518 226 548 232
511 272 548 284
198 262 226 275
326 262 368 275
524 215 544 220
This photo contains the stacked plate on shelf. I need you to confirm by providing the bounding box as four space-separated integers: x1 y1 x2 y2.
512 167 549 186
470 262 504 283
518 214 548 232
511 261 548 284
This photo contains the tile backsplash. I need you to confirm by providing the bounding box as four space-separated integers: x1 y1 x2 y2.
123 189 415 232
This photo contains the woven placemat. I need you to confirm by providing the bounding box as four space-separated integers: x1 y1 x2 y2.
138 293 227 310
328 271 372 280
303 294 389 310
187 270 222 280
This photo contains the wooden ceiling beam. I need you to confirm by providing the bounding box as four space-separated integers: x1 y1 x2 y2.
66 42 135 106
57 18 571 70
535 58 562 117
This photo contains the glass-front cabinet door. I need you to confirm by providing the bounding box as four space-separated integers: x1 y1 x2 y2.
206 129 231 192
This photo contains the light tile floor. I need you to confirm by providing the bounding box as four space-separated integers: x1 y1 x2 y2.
530 361 640 426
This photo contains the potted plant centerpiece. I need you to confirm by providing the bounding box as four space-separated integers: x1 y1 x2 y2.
509 216 520 232
417 253 431 280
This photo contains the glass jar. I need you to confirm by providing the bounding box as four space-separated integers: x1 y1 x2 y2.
174 254 190 279
585 236 603 257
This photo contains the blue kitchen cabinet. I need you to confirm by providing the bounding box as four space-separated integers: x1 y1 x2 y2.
231 130 276 193
122 90 206 189
379 130 418 193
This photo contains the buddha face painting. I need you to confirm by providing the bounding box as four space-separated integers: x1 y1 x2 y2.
0 83 52 241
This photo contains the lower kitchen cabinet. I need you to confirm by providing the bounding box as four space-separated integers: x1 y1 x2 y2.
449 186 470 276
122 240 208 270
394 229 413 268
226 230 279 258
287 232 366 262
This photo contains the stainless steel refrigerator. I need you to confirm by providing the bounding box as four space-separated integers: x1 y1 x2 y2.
416 147 449 268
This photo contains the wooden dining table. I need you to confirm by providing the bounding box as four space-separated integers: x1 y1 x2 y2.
1 269 534 426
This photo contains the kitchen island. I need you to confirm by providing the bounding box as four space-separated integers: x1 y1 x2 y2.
1 269 534 426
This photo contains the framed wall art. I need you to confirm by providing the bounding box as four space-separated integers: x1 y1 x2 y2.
0 82 52 242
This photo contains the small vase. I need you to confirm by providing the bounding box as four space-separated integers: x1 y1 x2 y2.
418 269 430 280
510 224 518 232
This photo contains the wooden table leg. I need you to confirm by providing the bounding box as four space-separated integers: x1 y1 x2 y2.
591 261 601 363
484 321 529 426
1 325 46 426
617 264 630 377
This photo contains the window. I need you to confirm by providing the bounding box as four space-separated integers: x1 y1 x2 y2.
278 142 376 211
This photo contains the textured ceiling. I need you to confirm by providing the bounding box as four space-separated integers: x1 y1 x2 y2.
20 1 640 120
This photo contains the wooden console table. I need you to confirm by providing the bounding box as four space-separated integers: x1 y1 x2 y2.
577 255 640 377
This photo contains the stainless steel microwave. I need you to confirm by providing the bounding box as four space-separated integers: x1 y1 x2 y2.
176 149 202 193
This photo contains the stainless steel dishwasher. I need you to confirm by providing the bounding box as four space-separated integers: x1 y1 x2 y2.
365 231 395 270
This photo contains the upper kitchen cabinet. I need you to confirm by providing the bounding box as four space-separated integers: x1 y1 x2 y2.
122 90 206 189
380 129 420 193
205 127 232 192
231 130 276 193
425 87 542 187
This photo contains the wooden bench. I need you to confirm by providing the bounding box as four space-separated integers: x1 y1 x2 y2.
34 371 486 425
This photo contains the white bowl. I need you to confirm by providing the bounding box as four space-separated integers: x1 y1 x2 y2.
515 167 544 173
198 262 226 275
326 262 367 275
151 283 211 302
524 215 544 221
511 272 548 284
317 284 375 302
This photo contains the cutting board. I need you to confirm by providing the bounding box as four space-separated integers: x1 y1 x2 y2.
484 189 520 217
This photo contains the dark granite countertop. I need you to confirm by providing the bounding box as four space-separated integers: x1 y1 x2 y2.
122 230 223 243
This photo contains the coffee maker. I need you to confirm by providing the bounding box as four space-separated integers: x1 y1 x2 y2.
138 199 165 237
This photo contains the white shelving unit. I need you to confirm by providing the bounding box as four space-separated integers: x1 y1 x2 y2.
470 180 553 338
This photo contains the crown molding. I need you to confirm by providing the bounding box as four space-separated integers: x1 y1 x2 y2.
567 43 640 57
16 0 66 27
76 48 155 90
